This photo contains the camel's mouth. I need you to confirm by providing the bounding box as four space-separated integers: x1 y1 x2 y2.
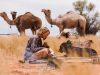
0 12 6 17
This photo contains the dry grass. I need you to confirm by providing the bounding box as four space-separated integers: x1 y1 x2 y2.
0 35 100 75
0 35 28 57
57 62 100 75
0 35 99 55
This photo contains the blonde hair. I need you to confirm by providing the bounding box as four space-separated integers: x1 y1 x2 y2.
37 27 50 36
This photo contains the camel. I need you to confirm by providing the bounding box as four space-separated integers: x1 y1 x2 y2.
42 9 86 36
0 11 42 35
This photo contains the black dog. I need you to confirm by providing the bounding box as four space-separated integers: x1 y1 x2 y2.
59 40 97 57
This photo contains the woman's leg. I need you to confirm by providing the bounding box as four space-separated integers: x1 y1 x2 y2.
34 48 49 59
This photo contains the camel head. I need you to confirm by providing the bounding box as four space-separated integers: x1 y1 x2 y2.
41 9 51 17
0 12 7 18
11 11 17 20
0 12 14 28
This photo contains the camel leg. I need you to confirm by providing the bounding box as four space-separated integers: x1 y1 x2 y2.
77 19 86 36
18 27 25 36
81 27 85 36
57 25 64 38
31 29 36 35
21 26 26 36
20 31 25 36
77 27 85 36
59 25 64 33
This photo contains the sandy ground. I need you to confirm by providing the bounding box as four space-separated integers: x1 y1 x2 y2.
0 35 100 75
0 56 100 75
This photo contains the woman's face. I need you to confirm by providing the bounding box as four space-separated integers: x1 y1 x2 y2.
42 31 50 40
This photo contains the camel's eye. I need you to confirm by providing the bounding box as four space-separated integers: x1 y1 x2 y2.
48 10 51 13
48 10 50 12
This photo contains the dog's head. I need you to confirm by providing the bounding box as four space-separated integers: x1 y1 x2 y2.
59 40 72 53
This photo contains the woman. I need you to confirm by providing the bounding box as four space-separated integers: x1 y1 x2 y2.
19 27 54 63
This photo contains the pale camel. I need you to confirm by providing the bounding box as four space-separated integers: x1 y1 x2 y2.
42 9 86 36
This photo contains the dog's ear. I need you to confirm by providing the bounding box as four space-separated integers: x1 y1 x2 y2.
59 46 63 53
66 40 72 48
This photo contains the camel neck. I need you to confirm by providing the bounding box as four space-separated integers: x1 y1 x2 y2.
45 15 56 25
1 13 15 25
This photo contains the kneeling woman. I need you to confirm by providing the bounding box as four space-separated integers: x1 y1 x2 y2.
20 27 54 63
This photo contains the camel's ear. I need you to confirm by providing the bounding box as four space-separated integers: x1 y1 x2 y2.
11 11 17 14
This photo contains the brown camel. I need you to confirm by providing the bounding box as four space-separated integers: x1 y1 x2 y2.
42 9 86 36
0 11 42 35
